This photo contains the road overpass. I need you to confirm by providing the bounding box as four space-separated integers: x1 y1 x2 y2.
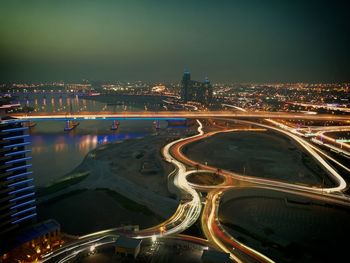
5 110 350 122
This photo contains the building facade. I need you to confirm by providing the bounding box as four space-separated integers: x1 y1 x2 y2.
181 69 213 104
0 117 36 245
115 236 142 259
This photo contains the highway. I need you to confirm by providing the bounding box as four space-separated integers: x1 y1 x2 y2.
39 117 350 263
41 235 117 263
288 102 350 113
134 120 205 238
314 128 350 150
39 121 209 262
166 118 349 262
264 119 350 172
7 110 350 121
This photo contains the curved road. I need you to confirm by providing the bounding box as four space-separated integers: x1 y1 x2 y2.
40 118 349 263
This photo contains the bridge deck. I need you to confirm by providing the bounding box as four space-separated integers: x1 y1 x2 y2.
3 111 350 122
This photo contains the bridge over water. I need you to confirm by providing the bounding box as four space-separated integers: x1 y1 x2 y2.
4 111 350 122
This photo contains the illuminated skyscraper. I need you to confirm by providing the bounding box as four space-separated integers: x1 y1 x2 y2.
181 69 191 102
0 117 36 242
180 69 212 104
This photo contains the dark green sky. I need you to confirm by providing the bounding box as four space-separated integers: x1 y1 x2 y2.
0 0 349 83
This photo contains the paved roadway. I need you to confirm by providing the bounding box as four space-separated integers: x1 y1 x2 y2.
39 117 350 263
264 119 350 173
7 110 350 121
132 120 204 238
167 118 349 262
39 120 208 262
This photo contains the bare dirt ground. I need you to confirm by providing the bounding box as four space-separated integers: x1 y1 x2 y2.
187 172 224 185
37 126 197 234
184 130 335 186
219 188 350 263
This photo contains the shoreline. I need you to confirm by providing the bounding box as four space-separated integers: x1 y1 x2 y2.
37 127 196 234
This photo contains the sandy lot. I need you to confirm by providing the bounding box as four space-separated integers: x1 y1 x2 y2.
184 130 334 186
38 126 196 234
187 172 224 186
219 188 350 263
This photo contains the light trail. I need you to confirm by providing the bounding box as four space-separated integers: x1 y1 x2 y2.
6 110 350 121
237 119 347 193
56 240 115 263
206 190 274 263
265 119 350 171
39 115 350 263
315 129 350 150
221 103 247 112
40 235 117 262
174 118 349 262
134 120 205 238
262 119 350 172
288 102 350 113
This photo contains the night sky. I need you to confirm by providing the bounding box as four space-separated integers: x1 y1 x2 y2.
0 0 349 83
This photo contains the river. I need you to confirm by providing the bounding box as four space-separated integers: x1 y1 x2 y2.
13 93 163 186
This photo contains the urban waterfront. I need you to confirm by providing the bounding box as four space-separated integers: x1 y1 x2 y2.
1 1 350 263
14 94 156 186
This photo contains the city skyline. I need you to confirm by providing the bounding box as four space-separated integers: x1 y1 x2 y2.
1 0 349 83
2 1 350 262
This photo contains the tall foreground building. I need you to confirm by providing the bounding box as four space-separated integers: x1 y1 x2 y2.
180 69 213 104
0 117 36 242
0 116 61 262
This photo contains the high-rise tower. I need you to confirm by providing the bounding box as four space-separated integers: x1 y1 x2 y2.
180 69 212 104
0 117 36 241
181 69 191 102
203 77 213 104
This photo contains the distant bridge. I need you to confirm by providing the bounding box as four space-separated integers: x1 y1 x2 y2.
5 111 350 122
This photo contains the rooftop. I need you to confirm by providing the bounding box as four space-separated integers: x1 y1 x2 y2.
1 219 60 254
115 236 142 249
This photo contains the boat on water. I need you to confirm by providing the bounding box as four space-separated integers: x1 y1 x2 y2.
111 120 120 130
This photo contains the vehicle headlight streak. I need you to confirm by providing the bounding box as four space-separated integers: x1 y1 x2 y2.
39 116 349 263
154 119 204 236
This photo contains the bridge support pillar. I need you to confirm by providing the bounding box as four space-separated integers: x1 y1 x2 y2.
111 120 119 130
64 120 79 131
153 120 160 129
65 120 70 130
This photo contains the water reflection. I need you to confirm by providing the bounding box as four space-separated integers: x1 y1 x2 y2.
14 93 147 113
13 93 108 113
12 94 157 186
30 131 147 186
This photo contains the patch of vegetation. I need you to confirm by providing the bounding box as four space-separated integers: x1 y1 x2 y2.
37 172 89 197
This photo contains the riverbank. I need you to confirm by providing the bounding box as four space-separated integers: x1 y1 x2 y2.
37 125 196 235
